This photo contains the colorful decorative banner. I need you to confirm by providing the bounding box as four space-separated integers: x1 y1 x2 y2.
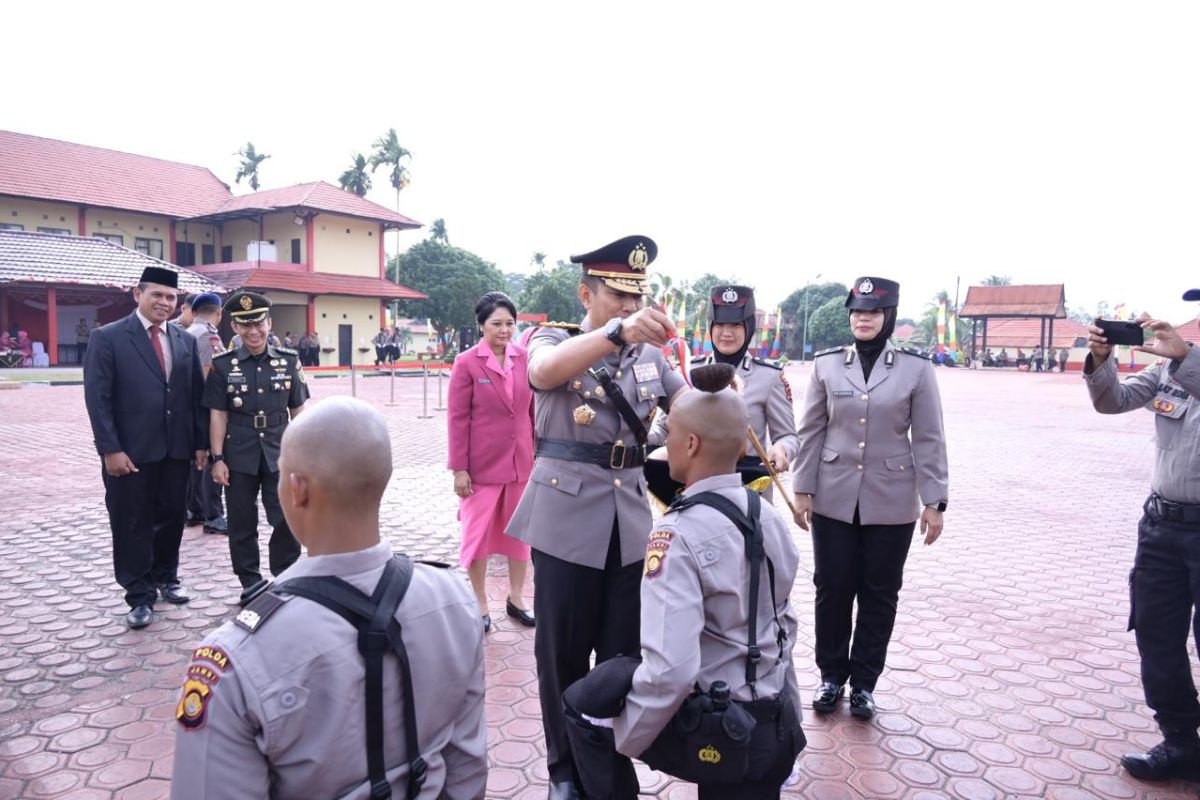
936 301 947 354
947 311 958 354
770 307 783 359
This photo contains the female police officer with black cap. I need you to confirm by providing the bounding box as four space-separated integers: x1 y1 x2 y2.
791 276 949 719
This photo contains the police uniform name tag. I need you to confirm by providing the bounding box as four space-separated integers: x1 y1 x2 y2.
633 363 660 383
832 390 854 397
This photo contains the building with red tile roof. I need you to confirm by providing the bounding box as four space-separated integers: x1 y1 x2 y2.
0 130 424 366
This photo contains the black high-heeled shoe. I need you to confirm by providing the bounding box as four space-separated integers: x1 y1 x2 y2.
506 597 535 627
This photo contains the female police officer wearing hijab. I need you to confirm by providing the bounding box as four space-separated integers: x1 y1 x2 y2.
791 277 949 719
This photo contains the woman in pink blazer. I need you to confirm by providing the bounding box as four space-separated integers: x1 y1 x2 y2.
448 292 536 632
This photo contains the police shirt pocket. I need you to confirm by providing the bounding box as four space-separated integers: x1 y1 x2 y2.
1152 398 1187 451
636 380 666 406
884 454 915 472
820 448 839 463
532 467 582 496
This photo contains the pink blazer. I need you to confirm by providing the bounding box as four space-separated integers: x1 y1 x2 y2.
447 342 535 485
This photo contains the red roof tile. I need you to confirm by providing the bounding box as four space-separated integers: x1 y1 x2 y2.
960 284 1066 318
190 262 426 300
972 317 1089 349
194 182 422 230
0 230 221 293
0 130 232 218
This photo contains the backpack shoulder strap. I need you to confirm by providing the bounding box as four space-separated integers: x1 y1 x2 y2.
275 556 424 800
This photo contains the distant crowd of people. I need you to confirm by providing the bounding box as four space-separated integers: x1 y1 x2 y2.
978 345 1071 371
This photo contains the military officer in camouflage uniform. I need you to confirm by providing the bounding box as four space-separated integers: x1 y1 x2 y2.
203 292 310 597
649 285 799 492
793 276 948 721
1085 292 1200 781
507 235 687 799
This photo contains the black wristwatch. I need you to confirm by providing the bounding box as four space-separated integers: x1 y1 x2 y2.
603 318 625 347
208 454 226 464
926 501 947 512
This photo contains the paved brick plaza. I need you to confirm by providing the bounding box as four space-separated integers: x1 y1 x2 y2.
0 364 1196 799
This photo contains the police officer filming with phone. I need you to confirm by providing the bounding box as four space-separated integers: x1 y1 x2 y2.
171 397 487 799
560 364 805 800
1085 291 1200 781
204 292 309 602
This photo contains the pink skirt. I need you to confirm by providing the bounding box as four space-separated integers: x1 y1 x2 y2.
458 481 531 567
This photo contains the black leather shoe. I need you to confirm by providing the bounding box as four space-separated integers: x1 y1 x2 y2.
812 681 844 713
547 781 580 800
126 605 153 629
482 614 492 634
506 597 536 627
849 687 876 719
1121 740 1200 781
159 583 190 605
203 516 229 534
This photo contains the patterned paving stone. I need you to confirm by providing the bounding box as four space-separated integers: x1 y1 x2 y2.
2 369 1199 798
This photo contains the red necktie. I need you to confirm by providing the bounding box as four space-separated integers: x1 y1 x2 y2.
149 325 167 376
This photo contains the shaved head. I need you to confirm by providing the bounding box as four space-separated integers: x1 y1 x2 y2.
666 369 748 484
278 398 393 552
281 397 392 505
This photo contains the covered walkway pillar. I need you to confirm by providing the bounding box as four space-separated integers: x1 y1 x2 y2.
47 287 58 365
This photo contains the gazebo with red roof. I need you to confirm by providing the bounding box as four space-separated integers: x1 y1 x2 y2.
959 284 1068 360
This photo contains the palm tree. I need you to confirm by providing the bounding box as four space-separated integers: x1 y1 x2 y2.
429 218 448 244
338 153 372 197
233 142 269 191
531 251 547 270
982 275 1012 286
368 128 412 210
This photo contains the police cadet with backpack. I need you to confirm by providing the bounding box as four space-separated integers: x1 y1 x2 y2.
561 364 805 799
171 398 487 799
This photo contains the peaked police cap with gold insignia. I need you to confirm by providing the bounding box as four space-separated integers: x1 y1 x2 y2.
571 235 657 295
224 291 272 324
845 276 900 310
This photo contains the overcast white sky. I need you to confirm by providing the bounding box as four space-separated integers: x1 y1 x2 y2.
3 1 1197 323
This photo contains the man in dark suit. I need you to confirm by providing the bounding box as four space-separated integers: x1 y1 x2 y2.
84 266 207 629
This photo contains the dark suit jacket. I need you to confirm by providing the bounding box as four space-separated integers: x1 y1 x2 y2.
84 312 206 464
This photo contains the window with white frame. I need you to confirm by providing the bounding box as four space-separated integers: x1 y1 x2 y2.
93 233 124 245
135 237 164 259
39 227 71 235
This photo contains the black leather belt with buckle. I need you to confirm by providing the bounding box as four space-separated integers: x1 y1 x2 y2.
1147 493 1200 524
535 437 647 470
229 411 289 429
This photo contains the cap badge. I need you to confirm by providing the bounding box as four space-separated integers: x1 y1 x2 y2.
239 296 254 311
628 243 649 271
859 279 874 295
722 288 739 304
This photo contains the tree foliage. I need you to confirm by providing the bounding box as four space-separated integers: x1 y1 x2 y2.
388 240 505 345
338 153 372 197
369 128 412 207
778 281 847 356
429 218 449 244
982 275 1012 286
234 142 269 191
518 260 583 324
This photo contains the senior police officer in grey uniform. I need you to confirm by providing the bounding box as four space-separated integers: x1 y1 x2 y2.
1085 292 1200 781
648 285 799 492
184 292 228 535
172 397 487 799
793 276 948 720
507 235 687 799
204 292 309 599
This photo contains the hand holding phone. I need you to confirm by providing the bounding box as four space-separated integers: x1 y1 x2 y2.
1094 319 1145 347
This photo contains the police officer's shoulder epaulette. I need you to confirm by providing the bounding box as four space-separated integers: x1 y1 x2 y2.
814 346 846 358
540 321 582 336
751 356 783 371
276 346 298 355
234 588 292 633
213 347 237 360
899 346 930 360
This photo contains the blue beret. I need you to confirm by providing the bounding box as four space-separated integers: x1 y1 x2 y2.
189 292 222 310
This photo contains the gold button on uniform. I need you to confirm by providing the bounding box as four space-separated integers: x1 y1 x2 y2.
550 478 559 487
